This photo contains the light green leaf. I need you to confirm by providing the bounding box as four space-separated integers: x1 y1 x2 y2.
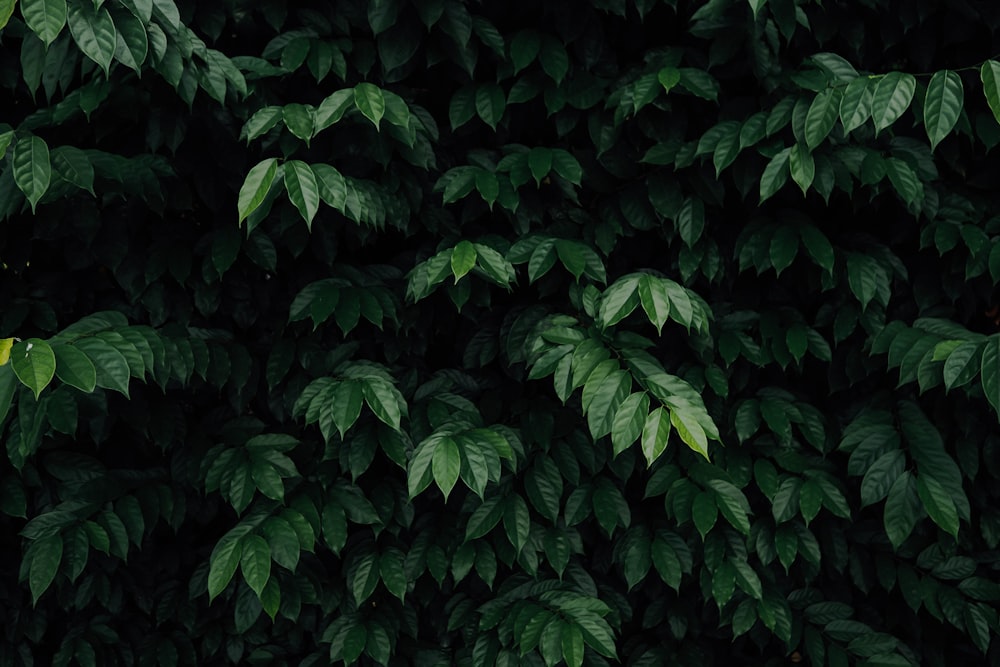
12 136 51 213
282 103 314 143
871 72 916 134
585 369 631 440
237 158 279 224
0 0 16 31
924 70 963 151
670 407 709 459
11 339 56 400
451 240 477 282
354 82 385 129
598 275 641 328
641 406 671 466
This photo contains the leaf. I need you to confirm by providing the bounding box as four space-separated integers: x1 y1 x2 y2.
475 83 505 129
846 253 880 310
981 60 1000 125
528 147 552 186
799 224 835 274
354 82 385 129
362 377 404 430
282 103 314 143
598 275 640 328
22 0 67 46
804 88 841 150
943 340 984 391
551 149 582 186
284 160 320 228
609 392 649 458
207 532 245 601
12 136 51 212
788 143 815 195
981 335 1000 417
52 344 97 393
641 406 671 466
451 240 477 282
840 77 874 133
561 623 584 667
707 479 751 534
670 407 709 459
884 472 920 550
432 437 461 500
638 275 671 333
67 2 117 75
759 146 790 202
924 70 964 151
237 158 279 224
658 66 681 93
74 337 131 397
11 339 56 399
916 473 959 537
240 534 271 597
29 534 63 604
585 369 630 440
871 72 916 134
676 198 705 245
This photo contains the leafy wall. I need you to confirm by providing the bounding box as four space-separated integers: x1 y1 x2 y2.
0 0 999 665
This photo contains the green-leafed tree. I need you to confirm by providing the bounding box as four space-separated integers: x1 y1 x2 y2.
0 0 999 664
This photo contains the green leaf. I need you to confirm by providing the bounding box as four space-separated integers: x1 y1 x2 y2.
11 339 56 399
611 392 650 458
66 2 116 75
658 66 681 93
943 340 984 391
282 103 314 144
691 491 717 538
12 136 51 213
354 82 385 129
707 479 751 534
237 158 279 224
207 531 245 602
432 437 461 500
871 72 916 134
284 160 320 228
22 0 67 46
350 550 379 604
551 149 583 186
261 517 300 572
0 0 16 31
598 275 640 328
916 473 959 537
74 337 131 397
759 146 790 202
451 240 477 282
528 147 553 186
846 253 880 310
638 275 671 333
676 197 705 245
840 76 874 133
924 70 963 151
670 407 709 459
585 369 630 440
799 224 835 274
789 143 815 195
29 534 63 604
981 335 1000 417
883 472 920 549
980 60 1000 126
52 344 97 393
804 88 841 150
362 377 404 430
561 623 584 667
475 83 505 129
240 534 271 598
641 406 671 466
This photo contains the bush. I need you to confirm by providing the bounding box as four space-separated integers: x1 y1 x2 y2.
0 0 998 664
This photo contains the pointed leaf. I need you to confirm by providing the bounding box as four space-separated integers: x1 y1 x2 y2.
11 339 56 400
237 158 279 224
871 72 916 134
12 136 51 212
924 70 963 150
284 160 320 228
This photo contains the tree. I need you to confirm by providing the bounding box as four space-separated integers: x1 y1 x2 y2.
0 0 998 664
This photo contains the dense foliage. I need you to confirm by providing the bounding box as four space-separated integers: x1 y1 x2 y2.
1 0 1000 664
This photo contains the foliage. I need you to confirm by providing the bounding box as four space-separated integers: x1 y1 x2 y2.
1 0 1000 665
